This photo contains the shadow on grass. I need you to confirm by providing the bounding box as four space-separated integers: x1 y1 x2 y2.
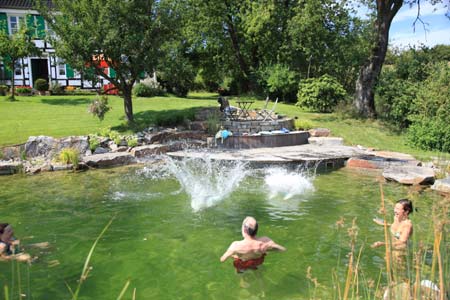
185 94 218 100
40 97 91 106
112 107 201 132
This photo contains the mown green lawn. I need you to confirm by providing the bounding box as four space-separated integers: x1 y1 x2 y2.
0 92 444 160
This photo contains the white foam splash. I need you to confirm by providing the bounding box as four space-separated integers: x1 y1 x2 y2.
166 155 249 211
264 167 314 201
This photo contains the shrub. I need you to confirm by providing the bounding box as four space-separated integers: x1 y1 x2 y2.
88 135 101 151
406 62 450 152
376 69 418 129
65 85 76 92
50 81 65 95
264 64 298 102
15 86 32 94
0 85 8 96
126 136 138 148
59 148 80 167
294 119 314 130
88 95 111 121
296 75 346 112
206 111 221 135
133 82 164 97
34 78 49 92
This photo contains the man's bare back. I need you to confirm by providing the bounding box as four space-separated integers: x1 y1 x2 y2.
220 216 285 272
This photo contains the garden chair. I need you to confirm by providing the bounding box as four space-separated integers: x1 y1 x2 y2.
257 97 278 121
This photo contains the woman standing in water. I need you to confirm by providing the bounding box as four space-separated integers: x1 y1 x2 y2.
371 199 414 281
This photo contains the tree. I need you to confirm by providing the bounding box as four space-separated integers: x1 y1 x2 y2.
36 0 175 123
354 0 449 118
0 27 40 101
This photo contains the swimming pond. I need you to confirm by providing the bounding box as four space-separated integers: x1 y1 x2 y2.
0 157 440 299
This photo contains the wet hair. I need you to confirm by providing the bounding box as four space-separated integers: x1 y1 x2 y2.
0 223 9 234
244 222 258 237
397 198 413 215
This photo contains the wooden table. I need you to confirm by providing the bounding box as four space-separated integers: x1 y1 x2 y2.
236 101 254 119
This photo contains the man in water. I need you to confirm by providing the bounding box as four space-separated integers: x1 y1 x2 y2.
220 216 286 272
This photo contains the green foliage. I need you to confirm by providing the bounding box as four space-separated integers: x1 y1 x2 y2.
15 86 32 94
406 62 450 152
294 119 315 130
262 64 298 102
49 81 65 95
133 81 164 98
59 148 80 167
34 78 49 92
297 75 346 113
88 95 111 121
376 69 418 129
206 111 221 135
35 0 177 122
88 135 101 151
126 136 138 148
0 85 8 96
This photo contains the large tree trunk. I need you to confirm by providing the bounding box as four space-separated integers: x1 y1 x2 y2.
123 85 134 123
354 0 403 118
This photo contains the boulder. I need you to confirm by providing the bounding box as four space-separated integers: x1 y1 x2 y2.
347 154 420 170
24 136 56 158
382 166 435 185
308 128 330 137
431 177 450 194
346 157 382 169
83 152 137 168
1 145 22 160
189 121 207 132
308 137 343 146
0 161 23 175
131 144 170 158
55 136 89 155
94 147 109 154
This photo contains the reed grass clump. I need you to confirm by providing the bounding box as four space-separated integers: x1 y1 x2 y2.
59 148 80 167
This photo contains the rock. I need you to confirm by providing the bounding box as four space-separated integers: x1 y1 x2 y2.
94 147 109 154
346 157 381 169
189 121 207 131
131 145 170 158
83 152 137 168
372 151 416 161
113 146 128 153
24 136 56 158
431 177 450 193
382 166 435 185
56 136 89 155
0 161 23 175
308 128 330 137
52 163 73 171
1 145 22 160
308 137 343 146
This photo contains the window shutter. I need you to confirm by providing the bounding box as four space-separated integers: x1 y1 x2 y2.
109 68 116 78
36 16 46 39
0 13 8 34
26 15 36 37
66 64 74 78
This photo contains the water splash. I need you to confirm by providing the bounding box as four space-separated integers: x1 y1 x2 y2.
264 167 314 201
166 155 250 211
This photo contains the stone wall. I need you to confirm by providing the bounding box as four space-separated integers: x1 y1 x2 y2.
221 118 294 135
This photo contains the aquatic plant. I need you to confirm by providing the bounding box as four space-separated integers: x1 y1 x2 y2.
58 148 80 168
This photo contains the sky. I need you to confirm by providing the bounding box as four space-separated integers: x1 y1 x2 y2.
354 1 450 49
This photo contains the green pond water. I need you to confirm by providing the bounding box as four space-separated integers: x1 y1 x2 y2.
0 158 440 300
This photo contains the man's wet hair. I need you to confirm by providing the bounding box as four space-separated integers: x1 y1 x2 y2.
244 222 258 237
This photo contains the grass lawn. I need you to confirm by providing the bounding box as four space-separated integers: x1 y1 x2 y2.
0 92 445 160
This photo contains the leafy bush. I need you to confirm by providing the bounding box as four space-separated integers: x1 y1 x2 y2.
264 64 298 102
294 119 314 130
34 78 49 92
133 81 164 97
126 136 138 148
406 62 450 152
0 85 8 96
50 81 65 95
206 111 221 135
59 148 80 167
88 135 101 151
15 86 32 94
376 69 418 129
88 95 111 121
296 75 346 112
